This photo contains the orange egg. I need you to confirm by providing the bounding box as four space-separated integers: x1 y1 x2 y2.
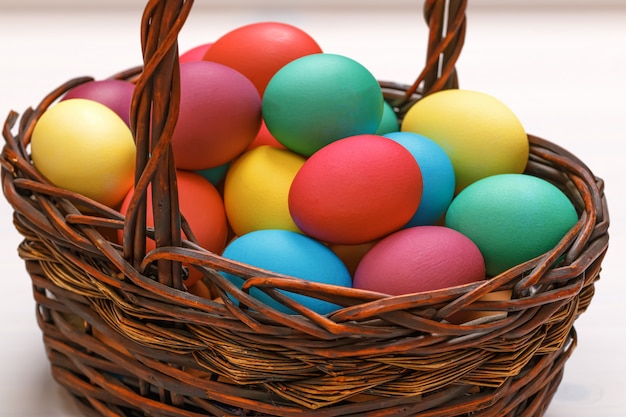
203 21 323 96
328 241 377 277
119 170 228 286
187 279 216 299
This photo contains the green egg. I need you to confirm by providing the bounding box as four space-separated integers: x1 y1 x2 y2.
445 173 578 276
262 53 383 157
375 100 400 135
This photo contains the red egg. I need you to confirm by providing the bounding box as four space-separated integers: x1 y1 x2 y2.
288 134 423 245
202 21 323 96
247 120 286 151
180 42 213 63
172 61 262 170
62 79 135 126
353 226 486 295
119 170 228 286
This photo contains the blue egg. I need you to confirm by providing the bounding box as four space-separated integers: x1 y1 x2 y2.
384 131 455 226
220 229 352 315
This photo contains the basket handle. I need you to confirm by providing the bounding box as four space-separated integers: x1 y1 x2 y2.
124 0 466 290
411 0 467 97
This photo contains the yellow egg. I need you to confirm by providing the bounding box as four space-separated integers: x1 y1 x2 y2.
31 98 136 208
224 145 305 235
401 89 528 193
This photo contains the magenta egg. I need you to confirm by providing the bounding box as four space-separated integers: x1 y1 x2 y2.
62 79 135 126
353 226 485 295
180 42 213 63
172 61 262 170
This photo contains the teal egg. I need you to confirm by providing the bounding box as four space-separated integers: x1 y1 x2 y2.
262 53 383 156
220 229 352 315
196 162 229 186
445 173 578 276
375 101 400 134
384 131 455 226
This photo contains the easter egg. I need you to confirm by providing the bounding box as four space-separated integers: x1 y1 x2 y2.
353 226 485 295
247 120 286 151
62 79 135 126
119 170 228 286
401 89 529 193
203 22 323 96
375 100 400 135
445 173 579 276
171 61 262 170
288 134 422 245
224 145 306 235
197 162 230 186
328 241 378 277
384 131 455 226
220 229 352 315
263 53 384 157
31 98 135 209
180 42 212 63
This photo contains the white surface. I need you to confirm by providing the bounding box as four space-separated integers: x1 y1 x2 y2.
1 4 625 417
2 1 625 11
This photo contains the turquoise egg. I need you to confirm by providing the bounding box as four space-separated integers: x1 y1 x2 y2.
384 131 455 226
445 173 579 276
220 229 352 314
197 162 230 186
375 101 400 134
262 53 383 156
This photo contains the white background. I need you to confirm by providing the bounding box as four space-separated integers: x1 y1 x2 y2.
1 2 625 417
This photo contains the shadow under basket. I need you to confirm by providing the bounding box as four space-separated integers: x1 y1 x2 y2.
0 0 610 416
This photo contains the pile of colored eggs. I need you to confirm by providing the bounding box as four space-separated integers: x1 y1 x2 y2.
29 22 579 319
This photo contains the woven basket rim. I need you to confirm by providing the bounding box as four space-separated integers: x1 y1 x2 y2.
0 0 611 415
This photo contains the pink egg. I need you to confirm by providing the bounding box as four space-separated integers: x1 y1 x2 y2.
353 226 485 295
180 43 213 63
288 134 422 245
171 61 262 170
62 79 135 126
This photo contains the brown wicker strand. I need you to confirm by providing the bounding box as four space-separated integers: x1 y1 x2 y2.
0 0 610 416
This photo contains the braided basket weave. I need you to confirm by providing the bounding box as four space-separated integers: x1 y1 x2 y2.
1 0 610 416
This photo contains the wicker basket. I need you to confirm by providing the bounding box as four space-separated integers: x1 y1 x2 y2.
0 0 610 416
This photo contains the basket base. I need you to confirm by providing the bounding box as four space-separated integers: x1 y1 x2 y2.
40 301 575 417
